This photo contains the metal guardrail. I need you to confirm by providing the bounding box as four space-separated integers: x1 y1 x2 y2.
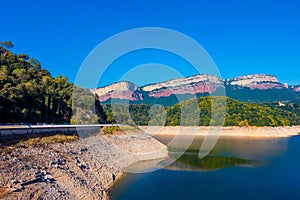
0 124 125 137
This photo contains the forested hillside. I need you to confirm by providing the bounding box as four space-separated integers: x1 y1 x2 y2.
103 97 300 126
0 41 73 124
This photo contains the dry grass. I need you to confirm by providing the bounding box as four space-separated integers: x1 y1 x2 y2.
0 134 78 156
17 134 78 148
101 126 142 135
101 126 122 135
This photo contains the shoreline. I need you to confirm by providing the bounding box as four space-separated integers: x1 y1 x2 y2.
0 133 168 199
1 125 300 138
1 125 300 199
139 126 300 138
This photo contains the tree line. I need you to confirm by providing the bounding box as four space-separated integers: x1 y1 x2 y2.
0 41 73 124
1 41 299 126
99 97 300 126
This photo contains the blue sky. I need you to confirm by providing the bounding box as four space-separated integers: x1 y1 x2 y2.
2 0 300 87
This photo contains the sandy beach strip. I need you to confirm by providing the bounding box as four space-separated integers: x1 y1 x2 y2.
138 126 300 138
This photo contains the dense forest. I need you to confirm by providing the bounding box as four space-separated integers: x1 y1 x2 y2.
101 97 300 126
0 41 73 124
1 41 299 126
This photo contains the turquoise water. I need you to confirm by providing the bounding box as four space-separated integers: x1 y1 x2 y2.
109 136 300 200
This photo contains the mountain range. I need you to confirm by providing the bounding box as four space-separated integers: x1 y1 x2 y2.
91 74 300 106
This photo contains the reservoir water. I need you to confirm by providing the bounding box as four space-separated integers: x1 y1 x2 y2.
109 135 300 199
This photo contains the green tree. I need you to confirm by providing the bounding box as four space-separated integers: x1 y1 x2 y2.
0 41 14 49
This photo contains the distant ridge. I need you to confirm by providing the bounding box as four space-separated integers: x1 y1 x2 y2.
91 74 300 105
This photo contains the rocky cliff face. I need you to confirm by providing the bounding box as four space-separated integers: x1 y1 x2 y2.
91 74 299 103
226 74 287 90
90 81 143 102
290 85 300 92
142 74 224 98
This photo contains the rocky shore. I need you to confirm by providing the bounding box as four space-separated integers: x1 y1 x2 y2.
1 125 299 199
0 132 168 199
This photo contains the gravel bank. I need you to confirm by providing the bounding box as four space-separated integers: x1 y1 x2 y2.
0 133 168 199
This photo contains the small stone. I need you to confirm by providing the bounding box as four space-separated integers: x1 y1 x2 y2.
69 150 77 155
44 174 54 183
78 163 86 169
2 156 8 161
75 159 80 164
11 184 24 192
112 173 116 181
44 174 54 180
11 179 19 184
35 171 43 179
41 170 47 175
57 159 63 165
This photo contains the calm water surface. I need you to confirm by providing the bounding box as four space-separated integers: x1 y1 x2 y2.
109 135 300 200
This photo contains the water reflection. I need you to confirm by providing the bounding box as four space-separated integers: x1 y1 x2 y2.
109 136 299 200
126 137 289 172
146 136 289 172
155 136 289 160
164 150 264 172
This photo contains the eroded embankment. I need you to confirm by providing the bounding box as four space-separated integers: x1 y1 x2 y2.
0 132 168 200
